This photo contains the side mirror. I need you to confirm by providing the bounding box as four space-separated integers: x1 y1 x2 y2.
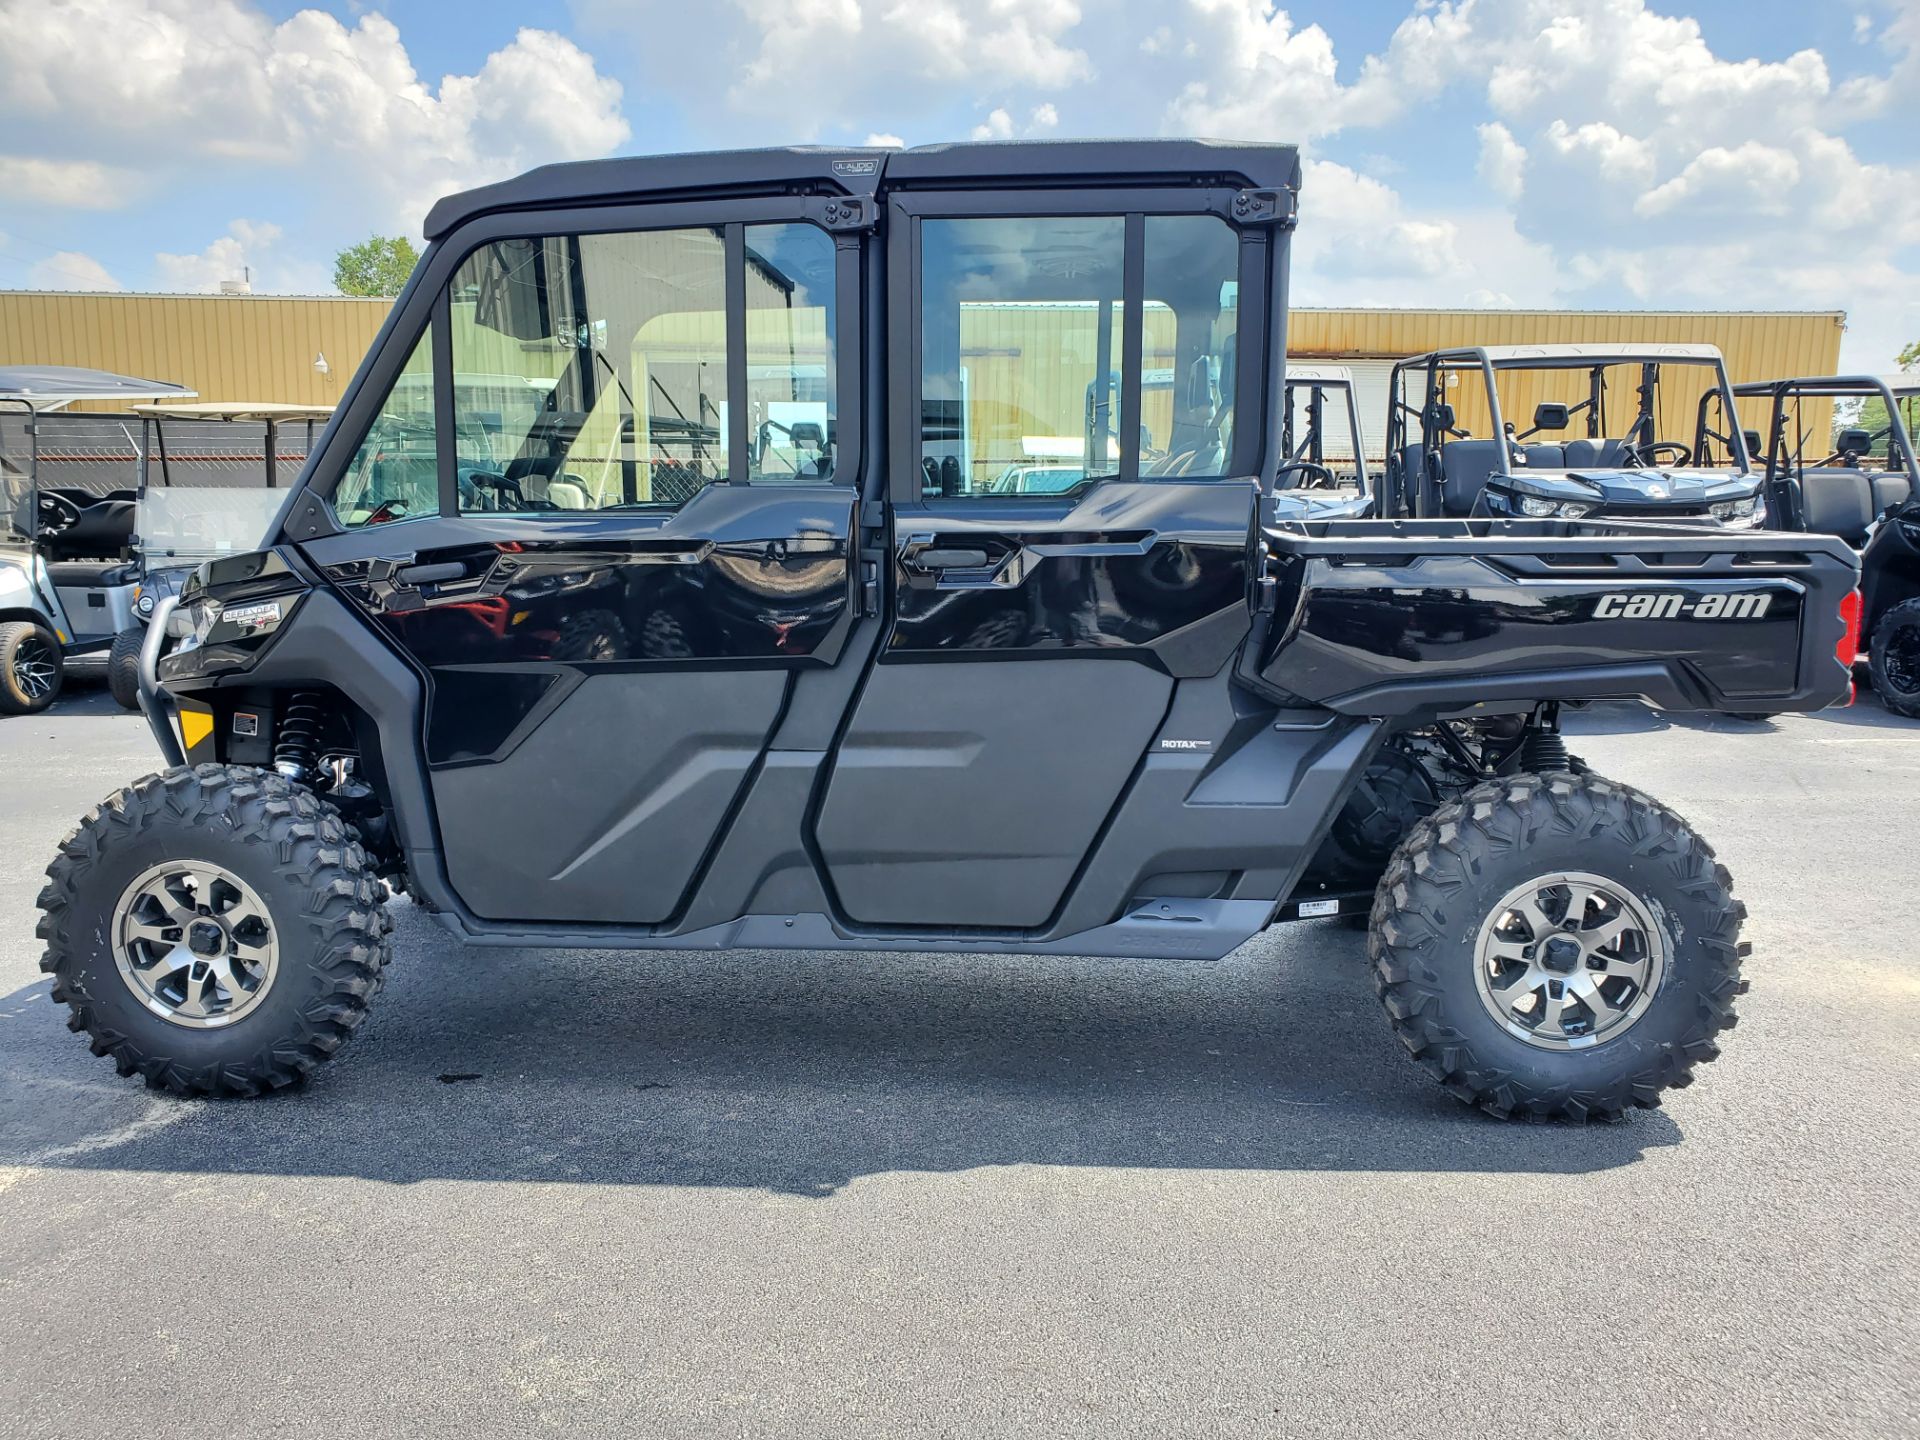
789 422 825 449
1532 402 1570 432
1425 402 1456 433
1742 429 1764 458
1836 427 1872 456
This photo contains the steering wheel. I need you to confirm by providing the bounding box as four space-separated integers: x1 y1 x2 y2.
462 471 526 511
1275 461 1338 490
1626 441 1693 468
36 491 83 531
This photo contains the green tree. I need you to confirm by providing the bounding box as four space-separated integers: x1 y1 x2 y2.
1900 339 1920 372
333 235 420 297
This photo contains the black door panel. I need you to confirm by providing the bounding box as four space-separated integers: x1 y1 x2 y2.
433 669 788 923
887 481 1254 658
815 659 1172 927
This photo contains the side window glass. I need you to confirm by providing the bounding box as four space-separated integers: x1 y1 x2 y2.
451 228 731 513
745 223 838 482
1140 216 1239 478
920 216 1124 498
332 323 436 527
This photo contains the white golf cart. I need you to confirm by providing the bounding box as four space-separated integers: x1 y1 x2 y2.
0 366 196 713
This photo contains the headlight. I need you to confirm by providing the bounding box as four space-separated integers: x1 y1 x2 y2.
181 597 221 645
1710 496 1760 523
1517 495 1559 517
1556 501 1595 518
135 591 155 616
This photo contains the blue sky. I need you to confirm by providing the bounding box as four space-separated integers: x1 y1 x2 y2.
2 0 1918 367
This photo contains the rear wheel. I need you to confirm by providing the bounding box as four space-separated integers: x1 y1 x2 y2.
1369 771 1746 1120
0 621 62 714
1869 597 1920 719
38 765 391 1095
108 626 143 711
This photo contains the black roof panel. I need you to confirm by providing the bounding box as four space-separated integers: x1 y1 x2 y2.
424 139 1300 240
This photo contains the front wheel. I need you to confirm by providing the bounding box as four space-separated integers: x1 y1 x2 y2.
1369 771 1746 1120
0 620 63 714
1869 597 1920 719
38 765 392 1095
108 625 143 711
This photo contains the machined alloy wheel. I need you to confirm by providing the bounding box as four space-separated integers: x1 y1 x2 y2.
1472 871 1666 1050
11 632 57 701
112 859 280 1028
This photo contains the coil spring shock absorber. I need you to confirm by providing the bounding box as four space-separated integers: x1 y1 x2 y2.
273 690 325 782
1519 710 1570 772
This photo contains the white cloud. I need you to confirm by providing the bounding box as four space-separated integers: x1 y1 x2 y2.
0 156 138 210
153 220 283 293
866 132 906 148
972 108 1016 141
26 250 121 291
1635 141 1802 218
1475 122 1526 202
1031 102 1060 129
707 0 1090 134
0 3 629 232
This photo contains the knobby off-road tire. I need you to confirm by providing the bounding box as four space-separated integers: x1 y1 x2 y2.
1368 771 1747 1121
0 620 63 714
107 626 143 711
38 765 392 1095
1869 596 1920 719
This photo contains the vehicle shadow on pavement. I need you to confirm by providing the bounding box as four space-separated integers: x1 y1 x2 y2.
0 918 1682 1197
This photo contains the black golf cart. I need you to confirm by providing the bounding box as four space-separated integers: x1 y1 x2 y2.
1731 374 1920 715
0 365 196 713
1382 343 1766 525
37 141 1861 1122
97 402 332 708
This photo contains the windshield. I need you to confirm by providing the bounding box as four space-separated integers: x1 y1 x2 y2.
1412 359 1745 471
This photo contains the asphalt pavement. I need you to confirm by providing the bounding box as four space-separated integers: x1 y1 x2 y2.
1 674 1916 1437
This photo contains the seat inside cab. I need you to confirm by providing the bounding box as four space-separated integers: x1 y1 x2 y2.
1793 428 1913 546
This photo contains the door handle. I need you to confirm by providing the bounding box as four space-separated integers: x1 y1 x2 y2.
394 560 468 586
909 547 991 570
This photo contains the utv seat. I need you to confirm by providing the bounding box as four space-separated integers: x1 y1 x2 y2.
39 498 135 560
1562 438 1634 469
1871 472 1912 514
1797 469 1878 545
1520 443 1566 469
46 559 139 588
1436 440 1504 515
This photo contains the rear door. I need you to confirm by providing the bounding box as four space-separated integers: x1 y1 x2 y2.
297 198 864 926
814 182 1281 929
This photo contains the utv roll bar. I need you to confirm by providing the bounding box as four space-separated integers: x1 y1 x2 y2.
1724 375 1920 512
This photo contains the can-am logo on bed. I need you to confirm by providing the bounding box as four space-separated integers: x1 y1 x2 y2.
1591 592 1774 620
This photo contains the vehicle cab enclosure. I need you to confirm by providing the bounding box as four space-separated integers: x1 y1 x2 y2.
147 142 1854 962
1382 344 1765 526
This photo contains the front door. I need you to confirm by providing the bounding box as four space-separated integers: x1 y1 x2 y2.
300 205 861 926
814 197 1267 929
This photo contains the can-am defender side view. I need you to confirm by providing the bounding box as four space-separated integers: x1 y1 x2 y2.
37 142 1860 1120
1732 374 1920 715
1382 344 1767 526
0 366 197 713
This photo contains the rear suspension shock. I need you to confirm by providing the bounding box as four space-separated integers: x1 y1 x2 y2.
273 690 326 782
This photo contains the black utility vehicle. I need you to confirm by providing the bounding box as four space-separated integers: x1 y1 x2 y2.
1383 344 1767 525
1733 374 1920 715
39 142 1861 1120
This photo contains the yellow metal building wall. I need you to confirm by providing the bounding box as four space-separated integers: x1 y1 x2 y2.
0 291 390 409
1289 307 1847 441
0 292 1848 442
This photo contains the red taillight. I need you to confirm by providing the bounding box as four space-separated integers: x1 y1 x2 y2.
1838 590 1862 668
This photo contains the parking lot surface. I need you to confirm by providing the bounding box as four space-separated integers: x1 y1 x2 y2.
2 676 1916 1438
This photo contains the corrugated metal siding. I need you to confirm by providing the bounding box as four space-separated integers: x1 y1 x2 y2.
1 293 1847 442
0 291 390 410
1289 308 1846 445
